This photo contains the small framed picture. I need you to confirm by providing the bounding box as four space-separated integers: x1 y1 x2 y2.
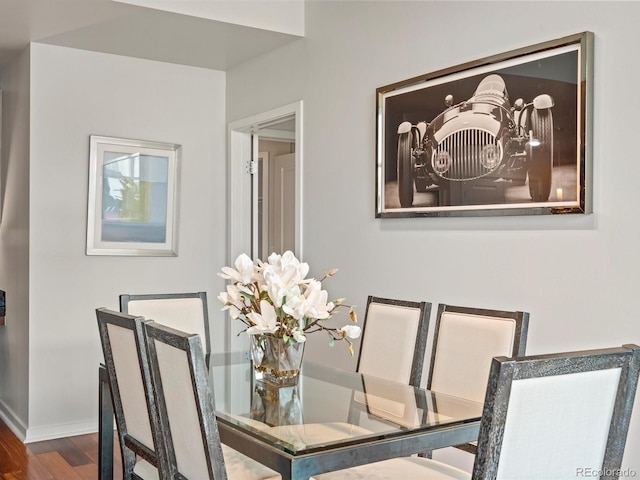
86 135 181 256
376 32 593 218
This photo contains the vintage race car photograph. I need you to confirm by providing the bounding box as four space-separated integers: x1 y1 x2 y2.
397 73 554 208
376 40 586 217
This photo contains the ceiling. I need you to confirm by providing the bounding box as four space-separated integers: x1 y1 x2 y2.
0 0 302 70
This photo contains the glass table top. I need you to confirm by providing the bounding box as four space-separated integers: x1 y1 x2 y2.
209 353 483 456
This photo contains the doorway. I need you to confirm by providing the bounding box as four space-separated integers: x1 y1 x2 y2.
226 102 303 351
256 119 296 260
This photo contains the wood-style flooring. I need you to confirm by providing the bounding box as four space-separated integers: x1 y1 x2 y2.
0 419 122 480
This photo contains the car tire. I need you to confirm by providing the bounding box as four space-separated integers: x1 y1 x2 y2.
528 109 554 202
398 133 414 208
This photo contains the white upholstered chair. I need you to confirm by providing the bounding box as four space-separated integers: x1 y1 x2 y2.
142 320 281 480
96 308 163 480
356 296 431 387
427 304 529 403
311 344 640 480
120 292 211 358
426 304 529 456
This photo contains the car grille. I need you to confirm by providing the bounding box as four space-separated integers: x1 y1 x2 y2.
432 129 502 181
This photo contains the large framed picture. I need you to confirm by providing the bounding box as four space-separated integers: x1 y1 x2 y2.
86 135 181 256
376 32 593 218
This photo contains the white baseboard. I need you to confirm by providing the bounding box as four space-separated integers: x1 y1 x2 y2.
0 398 100 443
0 400 28 441
24 420 98 443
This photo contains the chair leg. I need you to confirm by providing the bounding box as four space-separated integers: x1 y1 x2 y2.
99 366 115 480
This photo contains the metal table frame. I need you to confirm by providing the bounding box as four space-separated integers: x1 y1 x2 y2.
98 363 480 480
217 417 479 480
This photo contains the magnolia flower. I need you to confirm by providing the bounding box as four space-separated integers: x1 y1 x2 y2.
218 284 244 319
263 251 310 289
302 280 334 319
267 283 302 311
340 325 362 339
292 329 307 343
246 301 279 335
218 253 255 284
218 252 357 355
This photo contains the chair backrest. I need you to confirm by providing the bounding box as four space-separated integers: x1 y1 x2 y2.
473 344 640 480
120 292 211 355
96 308 164 477
356 296 431 387
427 304 529 403
143 321 227 479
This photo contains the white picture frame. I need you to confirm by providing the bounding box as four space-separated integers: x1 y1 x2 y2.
86 135 181 256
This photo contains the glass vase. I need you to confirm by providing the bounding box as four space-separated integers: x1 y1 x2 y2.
251 383 303 426
250 335 305 386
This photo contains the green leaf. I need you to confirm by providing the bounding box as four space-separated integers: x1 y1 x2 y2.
241 292 255 300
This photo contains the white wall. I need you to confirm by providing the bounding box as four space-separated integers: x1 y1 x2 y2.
114 0 305 36
26 44 227 440
226 1 640 471
0 48 31 435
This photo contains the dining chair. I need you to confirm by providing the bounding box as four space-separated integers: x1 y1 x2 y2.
96 308 164 480
426 304 529 456
120 292 211 358
142 320 281 480
356 296 431 387
310 343 640 480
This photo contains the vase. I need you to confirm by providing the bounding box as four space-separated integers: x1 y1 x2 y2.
250 383 303 426
250 335 305 386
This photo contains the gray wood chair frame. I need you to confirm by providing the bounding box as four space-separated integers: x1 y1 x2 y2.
142 321 227 479
356 296 431 387
473 344 640 479
308 344 640 480
96 308 165 480
426 304 529 455
120 291 211 357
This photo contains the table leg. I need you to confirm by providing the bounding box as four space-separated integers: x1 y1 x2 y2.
99 365 114 480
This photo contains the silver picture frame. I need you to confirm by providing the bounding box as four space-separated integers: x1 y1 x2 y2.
375 32 593 218
86 135 181 256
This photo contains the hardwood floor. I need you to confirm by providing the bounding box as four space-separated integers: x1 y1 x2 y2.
0 420 122 480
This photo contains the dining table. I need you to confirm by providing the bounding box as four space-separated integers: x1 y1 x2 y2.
98 352 482 480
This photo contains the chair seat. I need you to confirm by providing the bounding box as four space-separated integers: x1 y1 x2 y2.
310 457 470 480
132 459 159 479
222 443 281 480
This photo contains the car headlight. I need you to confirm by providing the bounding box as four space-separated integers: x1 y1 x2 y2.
480 144 501 169
433 151 451 174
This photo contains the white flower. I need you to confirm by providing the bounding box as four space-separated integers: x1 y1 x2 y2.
218 284 244 319
292 329 307 343
263 251 310 290
302 280 333 319
218 251 357 355
218 253 255 284
267 283 302 311
246 301 279 335
340 325 362 339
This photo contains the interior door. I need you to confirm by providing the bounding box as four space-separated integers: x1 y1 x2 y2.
270 153 296 254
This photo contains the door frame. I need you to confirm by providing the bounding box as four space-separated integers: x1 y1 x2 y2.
226 102 303 353
227 101 303 264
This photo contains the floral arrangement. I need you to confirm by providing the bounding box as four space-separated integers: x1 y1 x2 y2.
218 251 361 355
